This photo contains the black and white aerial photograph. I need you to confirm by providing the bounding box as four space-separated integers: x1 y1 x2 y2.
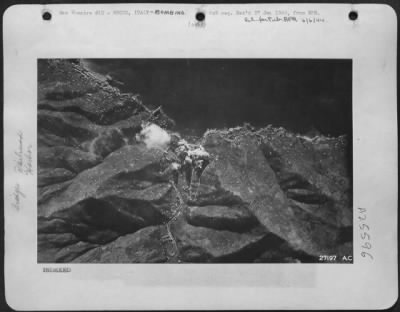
37 58 353 263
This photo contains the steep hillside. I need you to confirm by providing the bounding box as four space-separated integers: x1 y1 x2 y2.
37 59 352 263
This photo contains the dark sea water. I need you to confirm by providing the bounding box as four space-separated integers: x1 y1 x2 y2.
83 59 352 137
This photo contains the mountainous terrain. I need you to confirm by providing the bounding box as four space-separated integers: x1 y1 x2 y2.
38 59 352 263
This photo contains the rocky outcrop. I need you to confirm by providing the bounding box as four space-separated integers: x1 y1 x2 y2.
169 216 279 263
199 128 351 257
258 127 351 227
37 60 178 262
37 60 352 263
37 144 176 255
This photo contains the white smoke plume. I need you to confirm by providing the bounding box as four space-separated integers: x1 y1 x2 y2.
137 123 171 150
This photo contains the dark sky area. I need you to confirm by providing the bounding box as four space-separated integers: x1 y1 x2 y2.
84 59 352 137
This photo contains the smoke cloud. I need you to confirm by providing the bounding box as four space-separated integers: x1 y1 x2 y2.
138 123 171 150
